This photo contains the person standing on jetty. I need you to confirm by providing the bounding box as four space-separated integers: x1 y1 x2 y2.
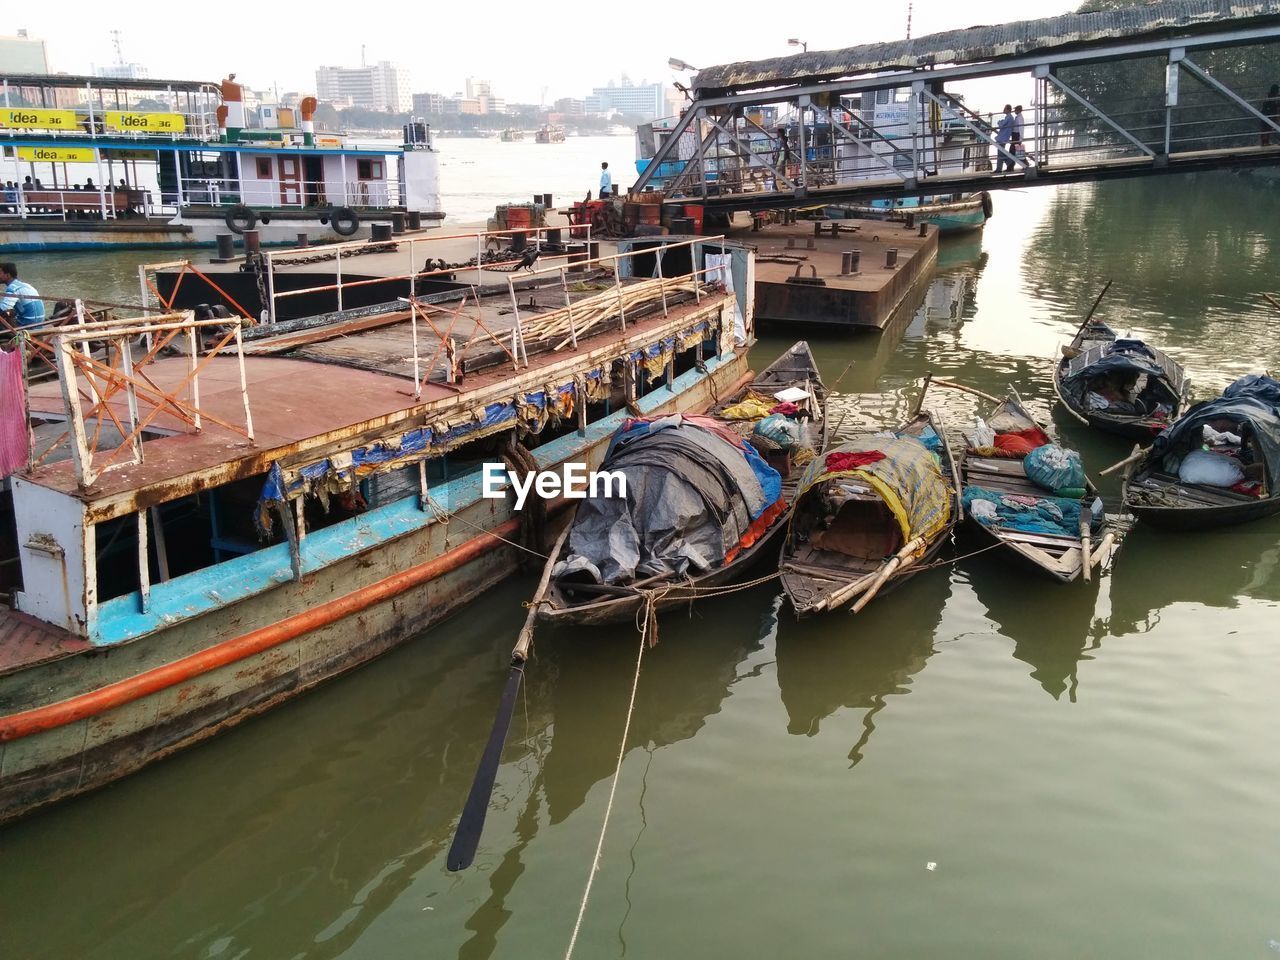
599 161 612 199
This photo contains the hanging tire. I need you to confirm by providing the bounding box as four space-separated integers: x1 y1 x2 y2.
980 191 994 219
331 206 360 237
224 204 257 234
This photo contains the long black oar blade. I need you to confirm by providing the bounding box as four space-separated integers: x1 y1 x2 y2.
447 661 525 871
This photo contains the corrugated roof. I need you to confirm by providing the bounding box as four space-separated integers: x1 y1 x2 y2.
0 72 217 93
694 0 1280 95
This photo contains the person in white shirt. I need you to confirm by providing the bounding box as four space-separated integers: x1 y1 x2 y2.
598 162 612 198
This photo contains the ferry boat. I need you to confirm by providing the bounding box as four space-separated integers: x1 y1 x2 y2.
1 72 443 251
499 128 524 142
535 124 565 144
635 92 993 232
0 229 755 823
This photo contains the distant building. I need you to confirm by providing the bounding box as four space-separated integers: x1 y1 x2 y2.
315 61 411 112
584 78 666 120
554 98 585 117
96 62 149 80
413 92 444 115
0 30 49 74
465 78 491 99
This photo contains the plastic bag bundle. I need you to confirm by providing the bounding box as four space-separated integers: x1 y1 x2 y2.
1178 449 1244 487
1024 443 1085 494
754 414 802 450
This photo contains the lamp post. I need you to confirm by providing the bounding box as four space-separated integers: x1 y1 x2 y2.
787 38 807 53
667 57 699 72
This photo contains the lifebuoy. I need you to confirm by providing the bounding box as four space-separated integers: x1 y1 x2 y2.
224 204 257 234
980 191 994 219
331 206 360 237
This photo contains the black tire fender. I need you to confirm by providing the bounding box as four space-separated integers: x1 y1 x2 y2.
981 191 994 219
331 206 360 237
224 204 257 234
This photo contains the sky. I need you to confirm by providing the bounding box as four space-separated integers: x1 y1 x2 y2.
16 0 1079 104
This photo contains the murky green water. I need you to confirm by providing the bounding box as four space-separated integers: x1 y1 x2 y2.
3 174 1280 960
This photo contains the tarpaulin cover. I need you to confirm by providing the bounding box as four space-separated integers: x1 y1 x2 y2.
1150 374 1280 482
554 414 783 584
797 435 952 543
1061 331 1185 407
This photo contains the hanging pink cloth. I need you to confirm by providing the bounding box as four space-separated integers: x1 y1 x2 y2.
0 347 30 478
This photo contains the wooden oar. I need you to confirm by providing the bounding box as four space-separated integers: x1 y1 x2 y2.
447 526 568 872
1100 443 1148 477
849 537 926 614
1079 509 1092 583
910 373 933 417
1262 292 1280 315
1071 279 1113 341
929 378 1001 405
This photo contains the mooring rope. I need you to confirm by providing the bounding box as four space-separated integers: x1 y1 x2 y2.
563 592 654 960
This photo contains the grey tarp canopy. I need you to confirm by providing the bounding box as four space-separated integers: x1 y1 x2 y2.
553 420 770 585
1061 335 1186 407
1150 375 1280 481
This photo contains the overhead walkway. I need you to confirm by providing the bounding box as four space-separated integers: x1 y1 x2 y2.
634 0 1280 210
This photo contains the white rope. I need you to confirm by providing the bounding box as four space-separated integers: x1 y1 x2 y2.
563 599 650 959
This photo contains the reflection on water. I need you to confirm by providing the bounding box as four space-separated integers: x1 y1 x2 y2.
4 175 1280 959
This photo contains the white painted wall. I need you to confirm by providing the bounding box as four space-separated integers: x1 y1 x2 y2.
12 479 93 635
401 150 440 214
240 152 279 206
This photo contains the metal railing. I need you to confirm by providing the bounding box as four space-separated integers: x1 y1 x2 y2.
264 222 595 324
177 177 402 210
0 186 155 220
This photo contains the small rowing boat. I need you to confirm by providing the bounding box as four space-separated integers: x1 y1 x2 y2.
936 380 1120 582
531 341 827 626
780 410 960 616
1122 374 1280 529
1053 319 1189 441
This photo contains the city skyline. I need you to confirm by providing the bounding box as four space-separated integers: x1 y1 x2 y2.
4 0 1076 104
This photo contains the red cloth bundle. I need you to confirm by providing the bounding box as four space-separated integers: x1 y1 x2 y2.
825 450 885 472
993 427 1051 457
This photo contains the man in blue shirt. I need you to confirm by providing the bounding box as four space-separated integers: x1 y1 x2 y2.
599 161 612 198
993 104 1015 173
0 262 46 328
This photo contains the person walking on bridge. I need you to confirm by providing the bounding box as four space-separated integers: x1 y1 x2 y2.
994 104 1016 173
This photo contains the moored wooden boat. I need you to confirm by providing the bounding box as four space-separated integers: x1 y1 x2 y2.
1122 373 1280 529
531 342 827 626
938 382 1119 582
780 410 961 616
1053 318 1189 442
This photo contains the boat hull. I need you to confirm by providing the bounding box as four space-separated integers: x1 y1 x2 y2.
0 351 750 825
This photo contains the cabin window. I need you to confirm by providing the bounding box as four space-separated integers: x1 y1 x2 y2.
356 159 383 181
256 158 272 178
876 89 892 105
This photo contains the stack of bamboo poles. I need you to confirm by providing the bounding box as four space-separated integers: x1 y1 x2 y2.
516 277 707 353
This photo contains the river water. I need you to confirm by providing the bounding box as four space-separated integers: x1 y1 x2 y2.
4 147 1280 959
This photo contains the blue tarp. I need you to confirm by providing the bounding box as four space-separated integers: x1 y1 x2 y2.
963 486 1098 538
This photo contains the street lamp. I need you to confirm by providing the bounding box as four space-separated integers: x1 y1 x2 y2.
787 38 807 53
668 57 698 72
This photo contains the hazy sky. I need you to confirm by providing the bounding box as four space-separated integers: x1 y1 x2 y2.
19 0 1077 103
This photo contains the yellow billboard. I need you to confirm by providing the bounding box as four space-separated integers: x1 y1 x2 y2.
17 146 95 163
0 108 79 131
105 111 187 133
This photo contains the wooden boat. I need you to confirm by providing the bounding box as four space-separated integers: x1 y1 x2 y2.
1122 373 1280 529
531 341 827 626
940 382 1119 582
1053 318 1189 441
780 411 960 616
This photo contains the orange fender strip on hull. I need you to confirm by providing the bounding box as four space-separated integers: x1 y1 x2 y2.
0 516 524 743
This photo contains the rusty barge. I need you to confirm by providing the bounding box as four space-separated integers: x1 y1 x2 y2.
0 230 755 823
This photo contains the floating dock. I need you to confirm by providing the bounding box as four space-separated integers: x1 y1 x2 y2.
747 219 938 331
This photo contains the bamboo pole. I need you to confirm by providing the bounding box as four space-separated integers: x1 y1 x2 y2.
929 377 1001 405
850 537 926 614
1079 510 1092 583
1100 444 1148 476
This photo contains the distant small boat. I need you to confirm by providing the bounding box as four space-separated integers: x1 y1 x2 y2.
535 124 565 144
500 128 524 142
829 193 993 234
938 382 1120 582
1122 374 1280 529
532 342 826 626
1053 319 1189 441
781 410 960 616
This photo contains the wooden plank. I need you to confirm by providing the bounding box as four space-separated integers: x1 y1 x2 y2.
998 528 1077 550
967 456 1028 476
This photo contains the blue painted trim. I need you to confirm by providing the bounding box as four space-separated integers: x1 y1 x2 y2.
2 135 399 157
90 351 735 647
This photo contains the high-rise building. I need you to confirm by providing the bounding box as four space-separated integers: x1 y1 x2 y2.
0 30 49 74
584 78 666 120
316 61 411 112
413 92 445 116
465 78 491 99
554 98 585 117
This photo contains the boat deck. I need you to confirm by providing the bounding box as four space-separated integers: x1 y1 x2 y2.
0 608 90 679
23 280 730 510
